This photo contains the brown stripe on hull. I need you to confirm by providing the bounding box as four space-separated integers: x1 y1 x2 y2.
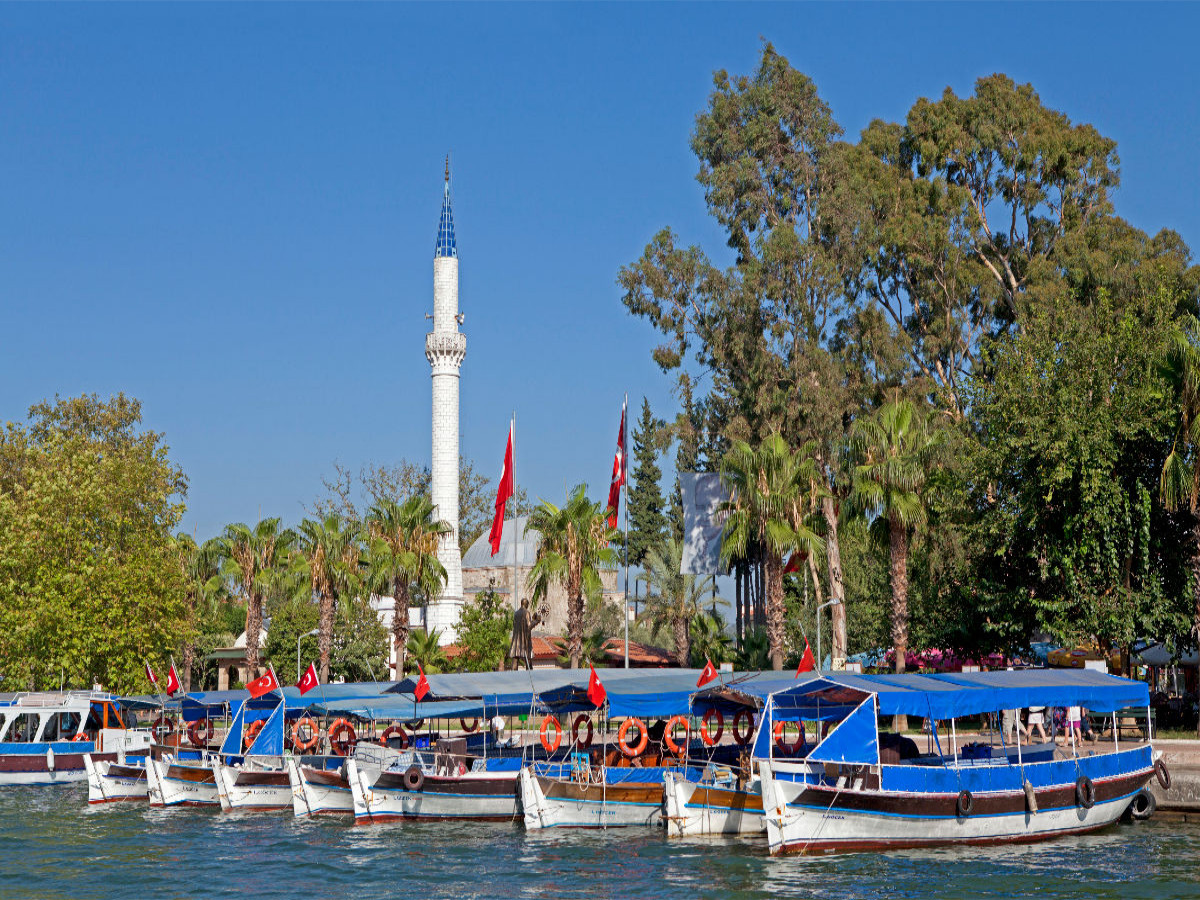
788 769 1152 819
232 770 290 787
373 772 516 796
300 767 348 789
364 812 515 823
0 752 115 774
106 765 147 780
687 786 763 813
540 777 663 807
779 819 1120 856
165 764 215 784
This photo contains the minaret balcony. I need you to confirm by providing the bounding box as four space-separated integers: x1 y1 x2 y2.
425 332 467 369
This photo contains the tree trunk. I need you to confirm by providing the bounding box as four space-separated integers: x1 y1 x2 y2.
765 551 786 671
244 591 262 678
822 495 847 666
889 518 910 732
735 565 743 645
393 577 411 678
318 590 336 683
180 644 194 693
674 615 690 668
1193 519 1200 739
567 579 583 669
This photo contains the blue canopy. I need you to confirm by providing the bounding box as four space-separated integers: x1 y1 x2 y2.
807 697 879 767
245 701 286 757
308 694 537 722
219 702 247 756
767 669 1150 721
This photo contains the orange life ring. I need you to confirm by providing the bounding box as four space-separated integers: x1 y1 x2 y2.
243 719 264 750
664 715 690 756
701 708 724 747
71 731 88 743
291 716 320 752
773 720 803 754
155 716 176 738
187 718 212 748
732 709 754 745
379 724 408 749
618 718 649 758
328 718 357 756
460 717 479 733
540 716 563 754
571 714 594 748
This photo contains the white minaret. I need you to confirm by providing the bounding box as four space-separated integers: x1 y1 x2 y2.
425 157 466 642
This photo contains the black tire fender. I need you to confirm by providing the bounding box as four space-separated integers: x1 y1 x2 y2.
1129 788 1156 821
1075 775 1095 810
956 789 974 818
1155 758 1171 791
403 765 424 792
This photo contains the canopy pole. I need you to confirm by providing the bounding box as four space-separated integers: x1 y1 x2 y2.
951 718 958 768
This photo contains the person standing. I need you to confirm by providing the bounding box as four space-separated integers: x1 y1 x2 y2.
1027 706 1048 743
1065 705 1084 745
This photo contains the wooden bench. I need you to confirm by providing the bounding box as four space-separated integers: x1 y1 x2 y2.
1089 706 1155 740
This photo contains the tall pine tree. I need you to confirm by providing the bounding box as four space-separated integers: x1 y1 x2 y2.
627 398 668 566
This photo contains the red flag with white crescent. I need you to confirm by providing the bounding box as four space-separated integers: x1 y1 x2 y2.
415 663 431 702
297 662 319 696
144 661 158 688
489 420 515 557
795 639 816 676
606 398 627 528
164 662 180 696
586 664 607 708
696 658 718 688
247 666 281 699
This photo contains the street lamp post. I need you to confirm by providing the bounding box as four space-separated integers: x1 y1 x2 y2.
298 628 320 682
815 599 843 674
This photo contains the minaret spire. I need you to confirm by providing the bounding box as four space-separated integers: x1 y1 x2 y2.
435 154 457 259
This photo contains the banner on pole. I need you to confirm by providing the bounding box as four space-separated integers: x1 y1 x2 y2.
679 472 728 575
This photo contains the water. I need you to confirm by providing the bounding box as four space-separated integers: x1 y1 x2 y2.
1 786 1197 900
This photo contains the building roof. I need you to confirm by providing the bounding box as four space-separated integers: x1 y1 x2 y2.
461 515 540 568
441 634 674 669
435 169 457 259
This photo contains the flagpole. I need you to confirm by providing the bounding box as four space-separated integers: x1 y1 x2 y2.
511 412 518 658
623 392 629 670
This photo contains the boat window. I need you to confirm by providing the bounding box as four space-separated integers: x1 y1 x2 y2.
2 713 41 743
45 712 82 741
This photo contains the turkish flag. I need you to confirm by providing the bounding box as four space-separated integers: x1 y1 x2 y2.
414 663 431 702
489 421 515 556
246 667 281 699
297 662 319 696
795 639 816 676
696 658 718 688
144 661 158 687
164 663 180 696
605 398 627 528
586 664 607 708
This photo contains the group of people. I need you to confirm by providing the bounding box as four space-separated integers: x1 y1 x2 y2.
1001 705 1092 746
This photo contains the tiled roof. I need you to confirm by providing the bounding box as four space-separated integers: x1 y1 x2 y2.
441 635 675 668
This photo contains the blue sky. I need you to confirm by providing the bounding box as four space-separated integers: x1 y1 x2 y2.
3 3 1198 540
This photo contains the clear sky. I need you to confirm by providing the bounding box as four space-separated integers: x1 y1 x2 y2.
4 2 1198 540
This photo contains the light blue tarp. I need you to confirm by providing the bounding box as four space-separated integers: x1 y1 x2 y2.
246 701 286 757
807 698 879 767
768 670 1150 720
308 694 537 722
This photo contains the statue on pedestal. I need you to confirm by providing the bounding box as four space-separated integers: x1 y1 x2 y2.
508 597 544 670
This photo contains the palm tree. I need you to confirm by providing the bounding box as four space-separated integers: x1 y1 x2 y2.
526 484 619 669
219 518 294 678
364 497 449 679
641 536 724 667
1161 314 1200 736
295 515 363 683
735 626 771 671
849 397 944 696
720 433 824 670
175 534 229 692
689 611 734 668
406 628 450 674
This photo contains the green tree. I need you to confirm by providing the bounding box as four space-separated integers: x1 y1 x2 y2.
406 628 449 674
295 515 362 683
641 536 724 667
454 580 514 673
219 518 294 678
720 433 824 670
176 534 230 692
735 626 771 671
0 393 189 692
849 399 945 693
364 496 449 678
689 611 734 668
263 597 320 683
331 593 388 683
526 484 620 668
627 398 669 567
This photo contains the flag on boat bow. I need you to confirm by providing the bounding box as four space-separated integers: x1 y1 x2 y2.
297 662 319 695
697 658 718 687
414 663 431 702
587 664 607 708
247 666 281 699
164 661 180 696
795 639 815 676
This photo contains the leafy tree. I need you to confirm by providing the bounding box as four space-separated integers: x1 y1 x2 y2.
735 627 771 671
219 518 294 678
627 398 669 566
849 398 945 696
331 593 388 683
554 628 609 668
176 534 230 692
263 598 320 683
405 628 449 674
295 515 362 682
641 537 724 666
720 433 824 670
0 393 188 692
526 484 620 668
454 580 514 673
689 611 734 667
363 496 448 678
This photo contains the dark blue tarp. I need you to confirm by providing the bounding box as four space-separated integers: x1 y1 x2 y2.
807 698 879 767
246 701 286 757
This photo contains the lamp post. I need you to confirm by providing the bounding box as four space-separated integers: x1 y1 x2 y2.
815 599 843 674
298 629 319 682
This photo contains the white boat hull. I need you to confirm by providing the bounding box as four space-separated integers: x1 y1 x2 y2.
349 758 517 823
146 756 220 807
84 754 147 804
288 757 354 818
213 759 292 812
519 766 664 830
663 772 765 836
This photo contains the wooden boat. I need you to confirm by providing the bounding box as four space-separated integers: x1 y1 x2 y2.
213 700 293 812
0 692 141 786
287 756 354 818
755 670 1165 855
146 750 220 807
663 770 765 836
84 749 151 804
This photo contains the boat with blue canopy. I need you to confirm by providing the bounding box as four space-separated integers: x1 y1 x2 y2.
754 669 1169 854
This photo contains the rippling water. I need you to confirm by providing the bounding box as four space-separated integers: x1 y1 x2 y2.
1 786 1197 900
